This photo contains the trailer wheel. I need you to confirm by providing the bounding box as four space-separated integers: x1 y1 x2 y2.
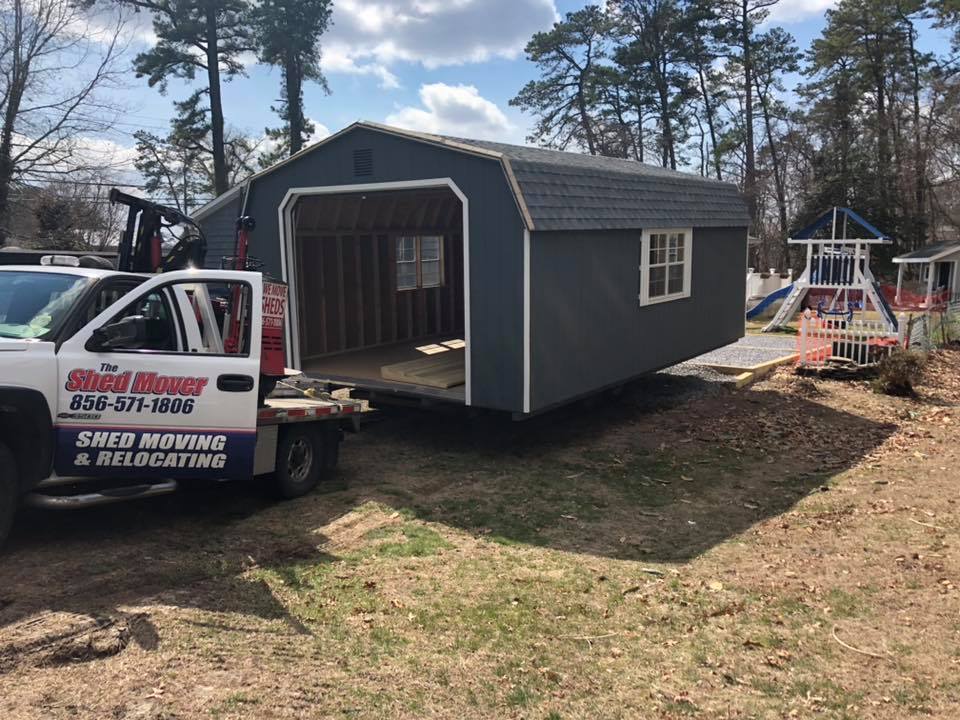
0 442 17 550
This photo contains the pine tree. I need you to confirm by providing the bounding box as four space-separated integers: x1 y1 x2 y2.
714 0 781 228
254 0 333 160
510 6 610 154
121 0 255 196
134 92 259 213
611 0 697 170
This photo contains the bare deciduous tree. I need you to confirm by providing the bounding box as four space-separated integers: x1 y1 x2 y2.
0 0 128 245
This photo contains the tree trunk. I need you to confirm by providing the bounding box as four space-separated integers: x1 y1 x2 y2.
205 7 228 196
697 62 722 181
905 13 926 249
635 103 645 163
575 80 597 155
741 0 758 226
757 80 788 256
0 2 26 247
655 59 676 170
285 51 305 156
0 93 22 247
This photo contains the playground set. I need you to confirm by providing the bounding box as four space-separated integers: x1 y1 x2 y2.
745 208 905 368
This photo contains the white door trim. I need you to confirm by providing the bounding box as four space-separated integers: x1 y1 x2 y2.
523 228 531 414
277 178 472 406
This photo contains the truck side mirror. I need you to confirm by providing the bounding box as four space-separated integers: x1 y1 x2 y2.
86 316 148 353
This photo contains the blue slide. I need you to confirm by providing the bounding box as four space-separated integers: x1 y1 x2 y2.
746 283 794 320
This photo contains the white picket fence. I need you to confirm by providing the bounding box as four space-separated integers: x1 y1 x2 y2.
798 313 906 368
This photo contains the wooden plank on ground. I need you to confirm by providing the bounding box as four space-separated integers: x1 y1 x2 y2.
381 350 465 389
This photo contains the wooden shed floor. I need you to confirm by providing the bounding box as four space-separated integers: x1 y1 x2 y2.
301 337 467 403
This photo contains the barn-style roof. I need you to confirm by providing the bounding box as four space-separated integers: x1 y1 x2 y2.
194 121 749 232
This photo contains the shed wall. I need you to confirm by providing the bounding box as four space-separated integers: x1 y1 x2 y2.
529 226 747 411
200 127 526 413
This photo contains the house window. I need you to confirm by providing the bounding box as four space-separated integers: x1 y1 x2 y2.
396 236 444 291
640 229 692 305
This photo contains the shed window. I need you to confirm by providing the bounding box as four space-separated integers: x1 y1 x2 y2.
640 229 692 306
396 236 444 291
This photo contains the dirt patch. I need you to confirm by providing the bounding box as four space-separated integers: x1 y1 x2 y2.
1 352 959 718
0 612 136 673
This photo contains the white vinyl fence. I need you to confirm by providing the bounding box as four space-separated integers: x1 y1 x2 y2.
798 313 906 368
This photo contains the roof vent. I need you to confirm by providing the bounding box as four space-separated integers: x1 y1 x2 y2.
353 148 373 177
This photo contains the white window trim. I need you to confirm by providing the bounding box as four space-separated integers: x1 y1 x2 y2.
639 228 693 306
395 234 444 292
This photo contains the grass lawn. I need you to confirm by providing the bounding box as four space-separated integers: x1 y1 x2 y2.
1 352 959 719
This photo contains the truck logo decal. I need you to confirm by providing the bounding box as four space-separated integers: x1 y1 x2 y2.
55 427 255 479
65 368 209 397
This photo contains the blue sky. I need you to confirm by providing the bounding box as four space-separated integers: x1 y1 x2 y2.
89 0 950 173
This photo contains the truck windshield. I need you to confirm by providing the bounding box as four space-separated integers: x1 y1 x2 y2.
0 271 90 340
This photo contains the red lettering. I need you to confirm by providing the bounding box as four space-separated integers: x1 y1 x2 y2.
132 372 156 394
114 372 131 393
130 372 208 396
65 369 86 392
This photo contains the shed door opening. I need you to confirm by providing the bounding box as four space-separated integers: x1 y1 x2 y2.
292 187 466 397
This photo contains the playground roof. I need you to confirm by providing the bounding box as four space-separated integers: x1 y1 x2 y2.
788 207 891 244
893 241 960 264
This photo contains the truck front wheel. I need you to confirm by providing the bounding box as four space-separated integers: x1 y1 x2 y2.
0 442 17 549
274 425 340 500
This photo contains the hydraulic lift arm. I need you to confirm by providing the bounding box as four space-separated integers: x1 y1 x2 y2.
110 189 207 273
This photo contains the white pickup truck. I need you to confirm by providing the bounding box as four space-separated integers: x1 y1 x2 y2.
0 260 361 547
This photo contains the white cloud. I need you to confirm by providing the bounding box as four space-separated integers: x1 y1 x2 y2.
385 83 512 140
766 0 836 24
323 48 401 89
309 120 332 142
323 0 558 86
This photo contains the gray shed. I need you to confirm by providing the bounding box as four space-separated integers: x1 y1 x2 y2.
195 121 749 416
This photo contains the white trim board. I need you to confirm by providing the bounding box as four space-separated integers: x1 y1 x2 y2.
277 178 473 406
639 228 694 306
523 228 531 414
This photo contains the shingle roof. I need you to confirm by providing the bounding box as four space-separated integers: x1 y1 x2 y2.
193 121 750 232
441 135 750 232
893 240 960 263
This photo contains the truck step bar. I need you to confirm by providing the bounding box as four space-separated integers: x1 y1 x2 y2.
25 481 178 510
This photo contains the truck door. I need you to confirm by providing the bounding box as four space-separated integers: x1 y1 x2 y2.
53 270 262 480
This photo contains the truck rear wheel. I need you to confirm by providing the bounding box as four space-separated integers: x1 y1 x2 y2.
0 442 17 550
274 425 340 500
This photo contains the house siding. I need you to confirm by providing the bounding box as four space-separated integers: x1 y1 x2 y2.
202 197 243 268
200 126 527 413
529 226 747 412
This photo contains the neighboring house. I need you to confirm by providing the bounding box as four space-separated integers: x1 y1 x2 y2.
195 121 750 416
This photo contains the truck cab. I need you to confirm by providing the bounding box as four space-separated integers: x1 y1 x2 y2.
0 260 358 547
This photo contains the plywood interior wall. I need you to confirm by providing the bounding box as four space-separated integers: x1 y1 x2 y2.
293 189 465 360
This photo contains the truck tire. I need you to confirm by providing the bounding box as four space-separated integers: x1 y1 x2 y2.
0 442 17 550
273 425 339 500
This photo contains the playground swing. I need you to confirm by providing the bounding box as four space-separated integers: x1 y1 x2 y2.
815 299 857 323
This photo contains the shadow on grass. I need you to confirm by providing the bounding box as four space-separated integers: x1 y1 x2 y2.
349 373 896 564
0 371 896 667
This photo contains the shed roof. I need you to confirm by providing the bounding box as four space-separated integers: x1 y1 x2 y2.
194 121 750 232
893 241 960 264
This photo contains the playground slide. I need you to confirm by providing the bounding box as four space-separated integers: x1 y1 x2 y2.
872 281 899 331
746 283 794 320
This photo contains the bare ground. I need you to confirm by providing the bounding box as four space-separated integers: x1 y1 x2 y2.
1 351 959 719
